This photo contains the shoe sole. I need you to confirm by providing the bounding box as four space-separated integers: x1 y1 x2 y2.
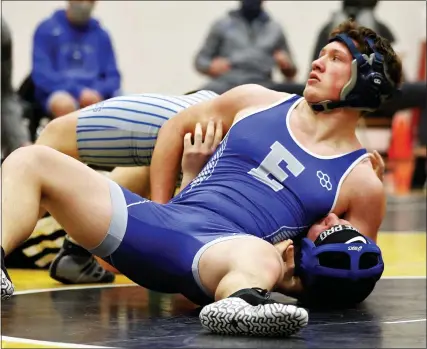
1 269 14 300
199 297 308 337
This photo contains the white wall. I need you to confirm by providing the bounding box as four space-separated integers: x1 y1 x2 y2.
2 0 425 95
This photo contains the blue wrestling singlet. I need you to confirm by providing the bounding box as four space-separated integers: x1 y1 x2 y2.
172 94 369 243
93 94 369 305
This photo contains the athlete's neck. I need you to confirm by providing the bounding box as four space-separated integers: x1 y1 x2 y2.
297 100 360 145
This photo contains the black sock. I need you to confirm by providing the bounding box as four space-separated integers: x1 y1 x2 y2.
229 288 274 305
1 247 5 266
1 247 12 281
62 235 92 258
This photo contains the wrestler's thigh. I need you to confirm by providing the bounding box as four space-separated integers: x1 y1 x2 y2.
35 146 114 250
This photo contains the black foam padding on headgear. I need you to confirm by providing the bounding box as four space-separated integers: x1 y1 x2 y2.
314 224 366 246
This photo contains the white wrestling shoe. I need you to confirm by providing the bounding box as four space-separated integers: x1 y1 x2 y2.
1 268 14 300
199 297 309 337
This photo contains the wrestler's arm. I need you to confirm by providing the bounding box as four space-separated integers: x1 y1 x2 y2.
149 99 230 203
150 84 280 203
343 163 386 242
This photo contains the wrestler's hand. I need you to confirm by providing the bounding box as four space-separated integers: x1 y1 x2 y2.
369 150 385 182
181 119 223 179
274 240 303 296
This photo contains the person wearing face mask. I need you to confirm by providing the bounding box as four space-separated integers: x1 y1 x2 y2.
31 0 121 119
310 0 396 65
194 0 297 95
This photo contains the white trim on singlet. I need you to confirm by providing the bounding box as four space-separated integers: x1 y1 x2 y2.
231 93 297 129
285 97 366 160
281 97 372 214
212 93 296 148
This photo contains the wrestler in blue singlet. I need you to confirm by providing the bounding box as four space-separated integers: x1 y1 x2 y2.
94 94 369 305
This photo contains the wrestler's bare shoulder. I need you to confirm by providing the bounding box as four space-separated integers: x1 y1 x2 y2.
231 85 293 123
230 84 290 103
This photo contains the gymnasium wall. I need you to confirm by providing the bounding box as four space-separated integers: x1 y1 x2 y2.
2 0 426 95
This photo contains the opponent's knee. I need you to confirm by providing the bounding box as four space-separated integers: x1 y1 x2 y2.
48 92 78 118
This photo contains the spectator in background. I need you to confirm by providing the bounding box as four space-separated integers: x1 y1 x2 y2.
31 0 121 118
194 0 297 95
1 17 32 158
310 0 395 65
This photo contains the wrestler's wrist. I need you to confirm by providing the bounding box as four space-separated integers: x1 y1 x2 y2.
181 171 198 183
179 172 198 192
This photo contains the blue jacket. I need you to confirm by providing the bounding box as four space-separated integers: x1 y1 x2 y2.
32 9 121 104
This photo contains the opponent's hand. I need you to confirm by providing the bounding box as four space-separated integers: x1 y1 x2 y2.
369 150 385 182
182 119 223 178
274 240 303 296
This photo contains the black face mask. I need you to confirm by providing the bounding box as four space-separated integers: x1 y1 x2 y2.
343 0 378 17
240 0 263 21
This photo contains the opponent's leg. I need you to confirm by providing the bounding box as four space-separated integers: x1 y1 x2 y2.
36 110 80 159
109 166 151 197
1 145 117 298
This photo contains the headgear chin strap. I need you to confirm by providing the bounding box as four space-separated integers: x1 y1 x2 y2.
310 33 397 112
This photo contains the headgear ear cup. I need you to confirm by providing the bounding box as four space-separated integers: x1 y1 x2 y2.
365 37 395 98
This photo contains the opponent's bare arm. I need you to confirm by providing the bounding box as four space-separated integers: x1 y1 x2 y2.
343 162 386 242
150 84 288 203
199 237 298 301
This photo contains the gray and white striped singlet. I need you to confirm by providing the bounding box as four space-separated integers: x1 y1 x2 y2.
76 90 218 167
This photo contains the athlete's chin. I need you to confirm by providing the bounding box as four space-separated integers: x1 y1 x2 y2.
303 86 324 104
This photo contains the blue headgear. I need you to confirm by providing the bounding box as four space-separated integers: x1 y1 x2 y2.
310 33 397 112
298 235 384 284
295 224 384 305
